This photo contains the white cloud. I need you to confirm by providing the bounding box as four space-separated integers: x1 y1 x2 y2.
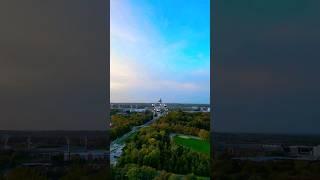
110 0 209 103
111 55 207 102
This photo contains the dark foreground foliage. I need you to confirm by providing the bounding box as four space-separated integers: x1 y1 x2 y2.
212 156 320 180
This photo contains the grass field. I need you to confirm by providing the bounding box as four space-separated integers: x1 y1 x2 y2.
173 134 210 155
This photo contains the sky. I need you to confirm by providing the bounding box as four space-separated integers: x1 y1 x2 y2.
213 0 320 134
110 0 210 104
0 1 106 130
3 0 319 134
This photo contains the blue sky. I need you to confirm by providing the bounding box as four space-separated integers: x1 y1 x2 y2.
110 0 210 104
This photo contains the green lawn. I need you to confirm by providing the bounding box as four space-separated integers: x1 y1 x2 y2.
173 135 210 155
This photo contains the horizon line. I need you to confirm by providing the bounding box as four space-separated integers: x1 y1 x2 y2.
110 102 210 105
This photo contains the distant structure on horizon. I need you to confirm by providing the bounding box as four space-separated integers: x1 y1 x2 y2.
152 98 168 115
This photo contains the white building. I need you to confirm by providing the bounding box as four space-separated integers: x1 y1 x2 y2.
130 108 147 113
313 145 320 158
288 145 313 156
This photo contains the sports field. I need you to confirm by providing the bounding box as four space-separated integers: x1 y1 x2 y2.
173 134 210 155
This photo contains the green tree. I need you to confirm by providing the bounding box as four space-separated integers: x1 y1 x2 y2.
154 171 171 180
6 167 47 180
198 130 209 140
126 166 157 180
184 173 197 180
168 174 181 180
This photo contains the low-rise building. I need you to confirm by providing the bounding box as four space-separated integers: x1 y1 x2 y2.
283 145 313 157
64 150 108 161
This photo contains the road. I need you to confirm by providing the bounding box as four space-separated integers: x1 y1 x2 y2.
110 113 163 165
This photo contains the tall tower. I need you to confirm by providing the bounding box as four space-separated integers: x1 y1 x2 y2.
152 98 168 116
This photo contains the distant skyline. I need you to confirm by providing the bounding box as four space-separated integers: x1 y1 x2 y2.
109 101 209 105
110 0 210 104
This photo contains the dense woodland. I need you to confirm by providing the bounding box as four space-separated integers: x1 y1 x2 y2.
112 164 205 180
213 154 320 180
112 111 211 179
153 111 210 139
111 111 153 141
